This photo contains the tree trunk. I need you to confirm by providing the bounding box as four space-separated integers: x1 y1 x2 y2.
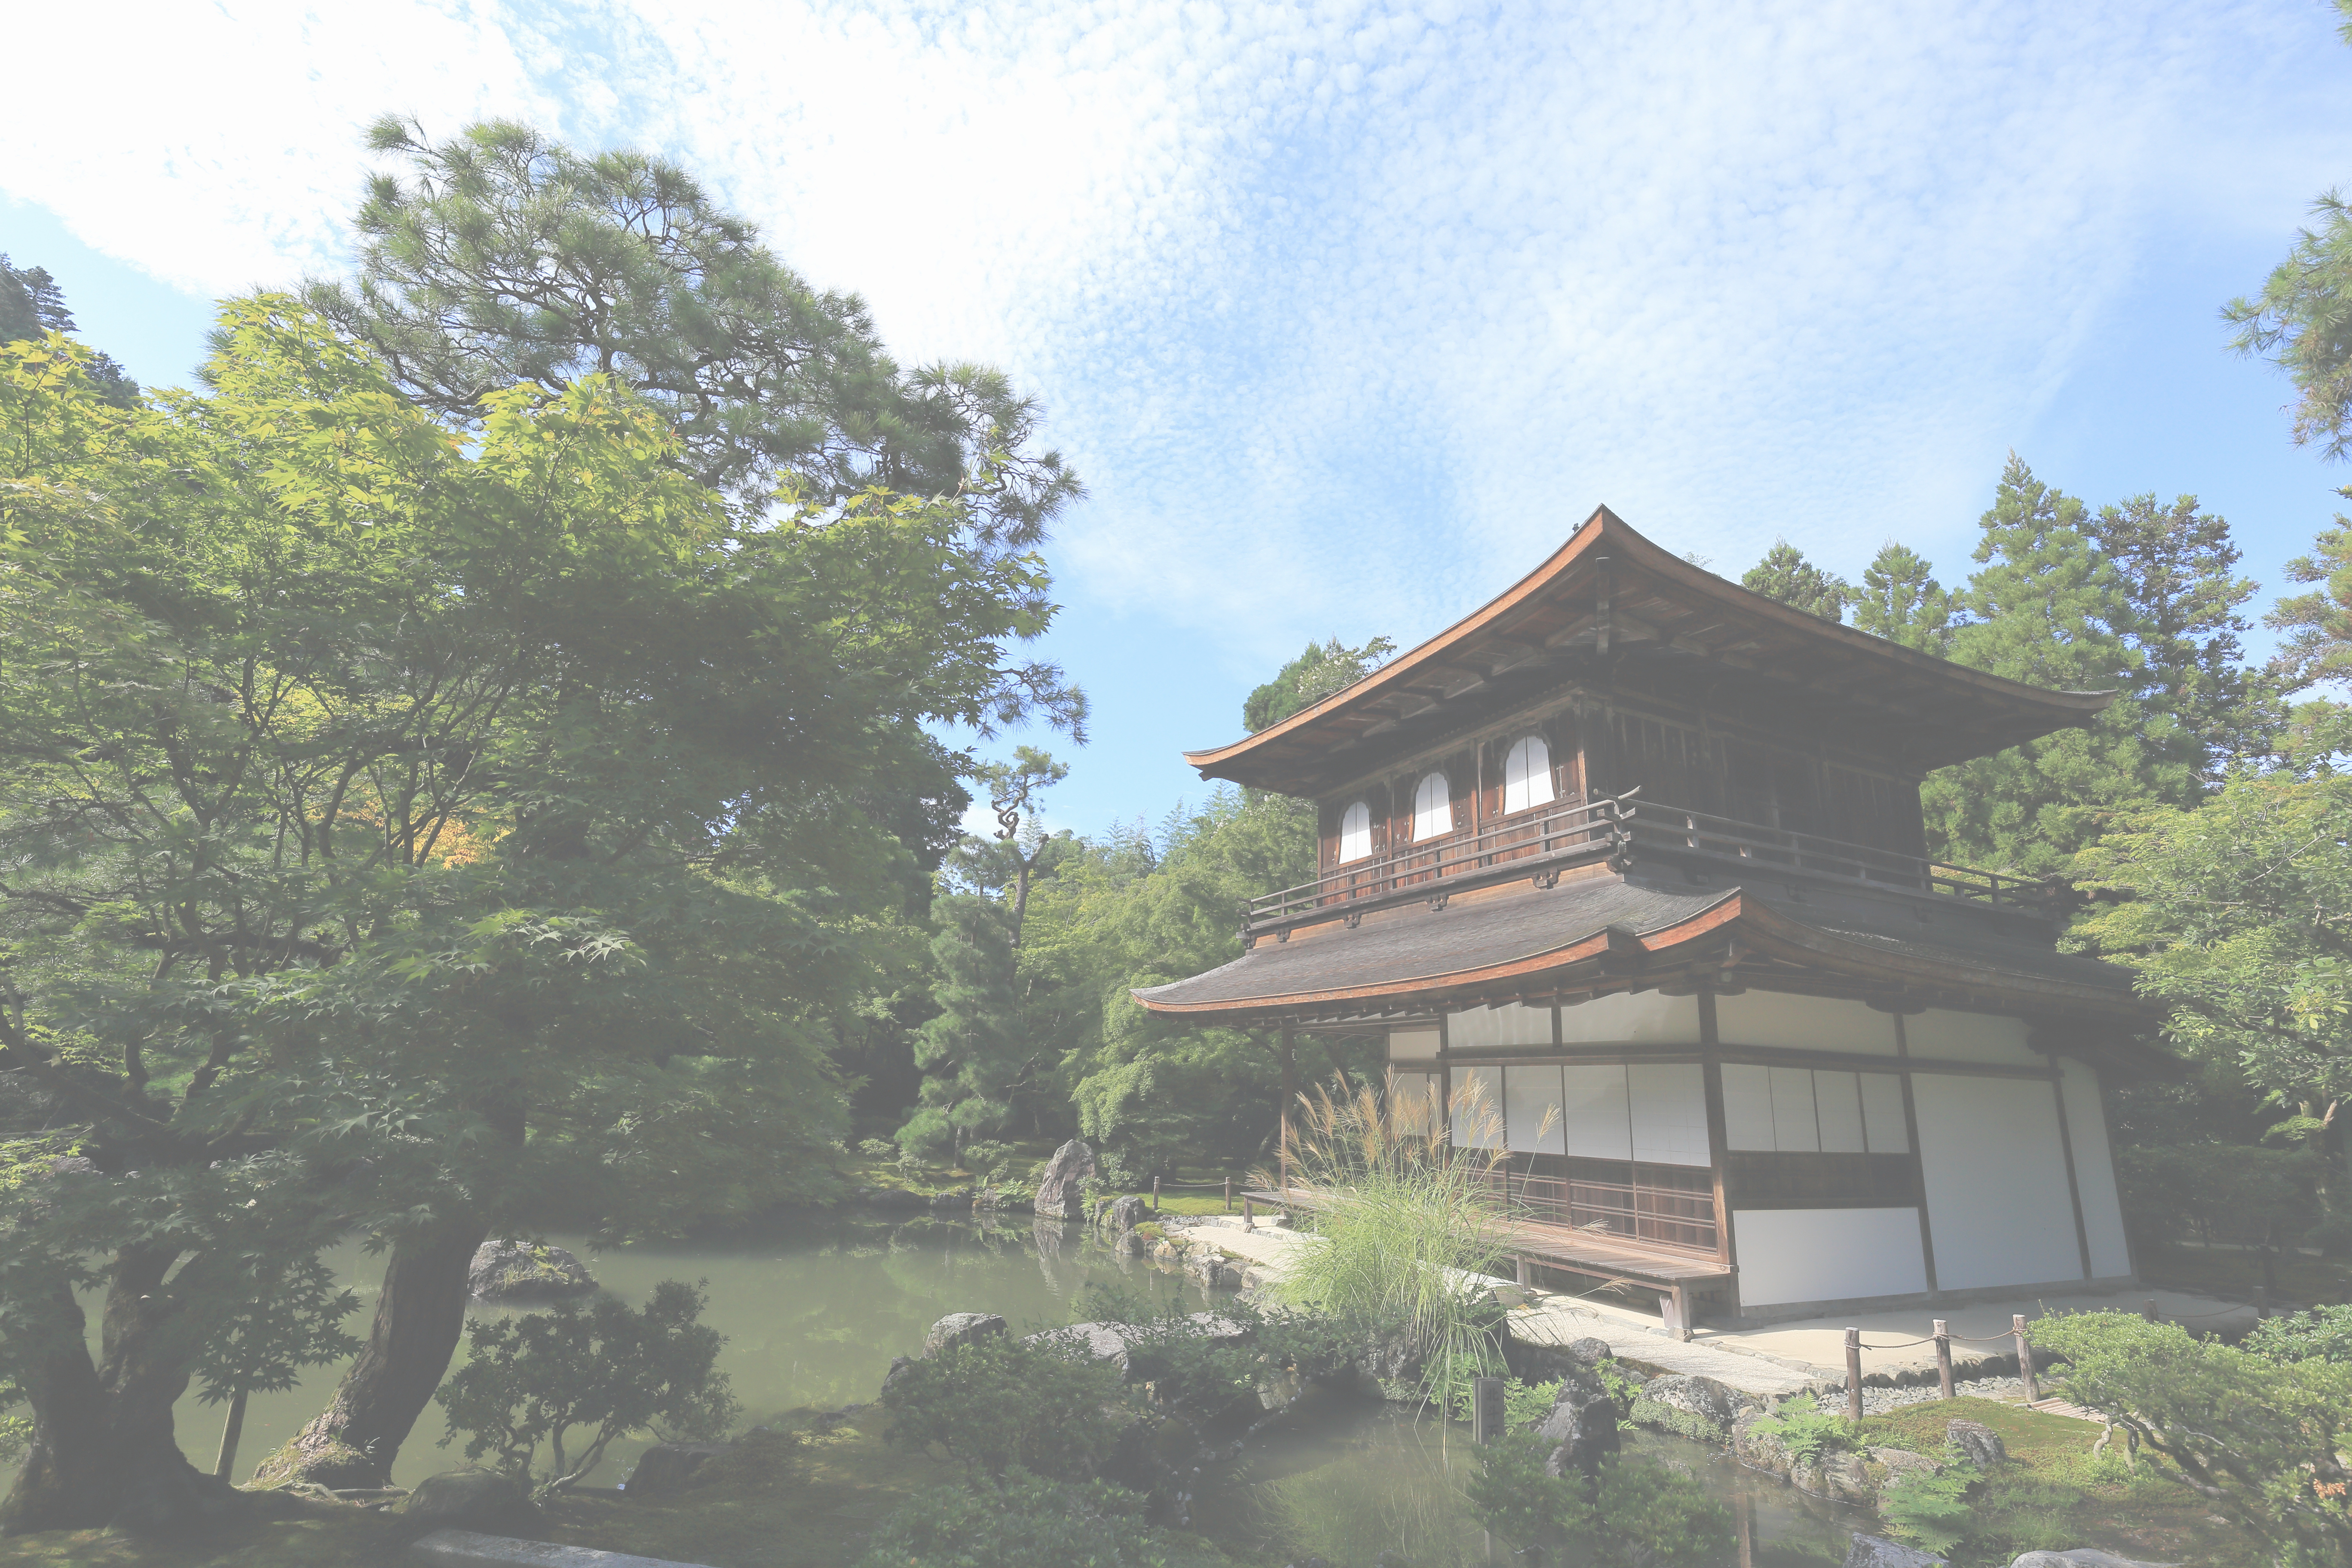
1 1255 235 1535
266 1210 487 1487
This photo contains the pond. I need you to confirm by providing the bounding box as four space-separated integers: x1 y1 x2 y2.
21 1213 1874 1565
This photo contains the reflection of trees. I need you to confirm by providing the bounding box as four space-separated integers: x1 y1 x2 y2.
1250 1417 1482 1568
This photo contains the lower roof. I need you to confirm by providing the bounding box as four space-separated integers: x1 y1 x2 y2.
1130 868 2148 1028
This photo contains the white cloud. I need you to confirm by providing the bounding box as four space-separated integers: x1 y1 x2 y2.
9 0 2352 687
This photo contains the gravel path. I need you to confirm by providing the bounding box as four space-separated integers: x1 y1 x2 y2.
1814 1376 2029 1415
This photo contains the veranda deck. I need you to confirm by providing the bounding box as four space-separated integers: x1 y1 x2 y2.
1243 1187 1735 1341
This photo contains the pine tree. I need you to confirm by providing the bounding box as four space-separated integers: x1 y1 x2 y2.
1851 541 1952 654
2088 492 2274 778
1243 636 1396 732
0 254 139 406
1923 456 2167 873
899 894 1024 1161
1741 540 1851 622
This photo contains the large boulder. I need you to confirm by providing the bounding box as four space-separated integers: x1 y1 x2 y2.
1103 1194 1149 1234
1503 1329 1617 1384
1871 1446 1943 1485
1534 1366 1620 1477
1732 1405 1789 1472
467 1239 597 1302
398 1470 541 1535
1630 1372 1749 1442
1844 1534 1947 1568
625 1441 730 1496
923 1313 1008 1357
1032 1139 1097 1219
1947 1419 2008 1468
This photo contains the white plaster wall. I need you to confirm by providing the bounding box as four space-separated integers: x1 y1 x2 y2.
1446 1003 1553 1051
1733 1208 1929 1305
1455 1064 1504 1148
1561 1064 1632 1160
1717 991 1896 1054
1390 1026 1441 1063
2058 1059 2132 1278
1629 1063 1709 1167
1904 1009 2038 1066
1558 991 1702 1044
1912 1074 2084 1289
1504 1064 1567 1154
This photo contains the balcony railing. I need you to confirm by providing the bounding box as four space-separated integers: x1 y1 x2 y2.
1477 1164 1719 1256
1243 792 2053 928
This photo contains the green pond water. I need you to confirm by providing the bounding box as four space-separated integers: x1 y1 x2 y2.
28 1213 1871 1565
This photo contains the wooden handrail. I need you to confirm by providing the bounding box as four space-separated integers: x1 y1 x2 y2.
1243 793 2052 928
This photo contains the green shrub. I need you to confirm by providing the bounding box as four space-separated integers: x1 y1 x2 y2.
960 1139 1012 1172
857 1138 897 1159
854 1469 1231 1568
1504 1377 1563 1431
1880 1465 1975 1556
879 1332 1123 1480
1751 1395 1856 1461
1466 1440 1731 1566
432 1279 737 1493
2245 1303 2352 1364
2033 1310 2352 1565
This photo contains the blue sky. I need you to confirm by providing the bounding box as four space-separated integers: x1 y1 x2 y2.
9 0 2352 840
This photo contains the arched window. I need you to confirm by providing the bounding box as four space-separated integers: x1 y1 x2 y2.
1412 772 1452 840
1503 735 1555 815
1337 801 1373 863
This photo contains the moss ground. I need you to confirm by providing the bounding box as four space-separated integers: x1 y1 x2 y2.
1853 1395 2265 1568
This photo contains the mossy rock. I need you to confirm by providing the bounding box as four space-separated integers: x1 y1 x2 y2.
1628 1395 1725 1445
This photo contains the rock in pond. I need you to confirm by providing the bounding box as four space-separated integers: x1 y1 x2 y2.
1947 1418 2008 1468
1534 1367 1620 1477
1032 1138 1097 1219
398 1470 542 1534
1102 1193 1148 1233
923 1312 1008 1357
468 1239 597 1302
1843 1533 1948 1568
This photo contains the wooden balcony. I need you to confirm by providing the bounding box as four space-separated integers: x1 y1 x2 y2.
1243 794 2053 932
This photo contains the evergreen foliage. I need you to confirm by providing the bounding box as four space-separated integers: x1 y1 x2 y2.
1741 539 1851 621
898 893 1025 1161
855 1470 1232 1568
2268 494 2352 693
1851 540 1951 653
1243 635 1396 732
0 254 139 405
877 1335 1124 1480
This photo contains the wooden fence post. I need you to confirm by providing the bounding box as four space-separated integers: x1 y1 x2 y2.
1472 1377 1507 1446
1152 1176 1161 1214
2013 1314 2039 1403
2142 1298 2158 1323
1844 1328 1863 1422
1932 1319 1953 1400
1224 1176 1233 1213
2255 1284 2269 1320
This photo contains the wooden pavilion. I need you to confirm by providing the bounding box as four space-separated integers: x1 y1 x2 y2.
1134 507 2163 1335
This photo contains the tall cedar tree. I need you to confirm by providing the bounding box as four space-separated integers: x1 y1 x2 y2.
1740 539 1851 621
1921 457 2164 873
1850 542 1951 654
1243 636 1397 732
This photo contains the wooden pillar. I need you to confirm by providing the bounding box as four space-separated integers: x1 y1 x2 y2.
1699 992 1735 1272
1932 1319 1953 1399
1278 1023 1296 1194
1844 1328 1864 1421
2043 1048 2095 1281
1436 1012 1454 1148
1893 1014 1939 1294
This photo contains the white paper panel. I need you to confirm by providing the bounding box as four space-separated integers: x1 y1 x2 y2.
1446 1002 1553 1051
1732 1207 1928 1306
1859 1073 1909 1154
1628 1063 1709 1167
1560 1064 1632 1160
1767 1066 1819 1152
1557 990 1703 1044
1504 1065 1567 1154
1389 1026 1441 1063
1814 1071 1867 1154
2058 1059 2132 1279
1912 1074 2082 1289
1454 1065 1504 1149
1716 991 1895 1054
1721 1063 1776 1151
1389 1072 1437 1137
1904 1009 2037 1066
